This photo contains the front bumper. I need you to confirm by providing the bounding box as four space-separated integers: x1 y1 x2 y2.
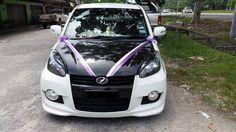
40 66 167 118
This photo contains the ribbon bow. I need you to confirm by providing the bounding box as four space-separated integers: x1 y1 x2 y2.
58 35 96 76
58 35 155 77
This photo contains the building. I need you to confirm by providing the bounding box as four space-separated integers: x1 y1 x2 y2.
0 0 75 28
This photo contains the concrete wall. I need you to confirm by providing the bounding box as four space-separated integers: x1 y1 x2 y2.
0 0 43 24
0 0 74 27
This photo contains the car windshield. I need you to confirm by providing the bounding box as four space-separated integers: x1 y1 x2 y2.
65 8 148 39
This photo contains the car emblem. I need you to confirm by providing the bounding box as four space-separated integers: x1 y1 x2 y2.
96 77 108 85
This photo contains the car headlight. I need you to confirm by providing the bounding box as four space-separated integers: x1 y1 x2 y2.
47 50 66 77
139 53 161 78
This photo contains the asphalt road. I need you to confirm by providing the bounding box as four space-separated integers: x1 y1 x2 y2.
0 29 236 132
162 12 234 21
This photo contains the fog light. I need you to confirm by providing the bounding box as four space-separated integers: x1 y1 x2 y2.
148 91 159 101
45 89 59 101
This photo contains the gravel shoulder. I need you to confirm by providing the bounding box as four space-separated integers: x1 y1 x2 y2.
0 29 235 132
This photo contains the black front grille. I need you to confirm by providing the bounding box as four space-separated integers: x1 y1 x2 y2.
70 75 134 112
70 75 134 86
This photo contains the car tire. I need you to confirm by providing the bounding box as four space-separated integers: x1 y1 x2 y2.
43 24 47 29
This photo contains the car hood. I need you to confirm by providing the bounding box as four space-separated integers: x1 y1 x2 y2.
55 39 155 76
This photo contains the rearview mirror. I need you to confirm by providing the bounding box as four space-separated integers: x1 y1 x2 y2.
153 26 166 37
50 25 62 35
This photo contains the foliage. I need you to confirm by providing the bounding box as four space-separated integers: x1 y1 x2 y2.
82 0 166 6
165 0 178 9
160 32 236 111
177 0 194 10
83 0 123 3
165 0 195 10
155 0 166 7
165 0 236 10
227 0 236 9
165 0 194 10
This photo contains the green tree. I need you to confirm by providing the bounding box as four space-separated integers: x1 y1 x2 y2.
227 0 236 9
177 0 187 10
203 0 231 10
166 0 178 9
192 0 202 25
84 0 123 3
165 0 194 10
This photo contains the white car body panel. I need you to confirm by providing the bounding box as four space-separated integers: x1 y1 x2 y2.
41 3 167 117
41 64 167 117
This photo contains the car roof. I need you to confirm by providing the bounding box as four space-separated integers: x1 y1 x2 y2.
77 3 141 10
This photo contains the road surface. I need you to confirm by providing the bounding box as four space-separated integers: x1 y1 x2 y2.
0 29 235 132
162 12 233 21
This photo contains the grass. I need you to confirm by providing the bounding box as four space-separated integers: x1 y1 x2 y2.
202 10 234 13
162 16 232 42
162 16 192 25
159 32 236 112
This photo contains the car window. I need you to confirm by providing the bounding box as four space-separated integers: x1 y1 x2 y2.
65 8 148 39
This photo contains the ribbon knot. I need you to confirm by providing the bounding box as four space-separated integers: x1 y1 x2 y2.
58 35 96 76
145 36 155 43
106 36 156 77
58 35 68 42
57 35 156 77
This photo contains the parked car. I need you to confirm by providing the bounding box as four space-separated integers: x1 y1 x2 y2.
41 3 167 118
162 9 170 13
182 7 193 14
139 2 162 26
39 9 68 29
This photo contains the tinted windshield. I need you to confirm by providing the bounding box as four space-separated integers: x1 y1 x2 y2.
65 8 148 39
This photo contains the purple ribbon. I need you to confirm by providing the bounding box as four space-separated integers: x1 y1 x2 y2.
58 35 96 76
106 36 155 77
58 35 155 77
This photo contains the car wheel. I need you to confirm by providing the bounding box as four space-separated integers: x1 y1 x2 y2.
43 24 47 29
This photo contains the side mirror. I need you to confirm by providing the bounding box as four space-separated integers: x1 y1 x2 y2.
50 25 62 35
153 26 166 37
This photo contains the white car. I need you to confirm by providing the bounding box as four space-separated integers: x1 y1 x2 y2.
182 7 193 14
162 9 170 14
39 9 68 28
40 3 167 118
